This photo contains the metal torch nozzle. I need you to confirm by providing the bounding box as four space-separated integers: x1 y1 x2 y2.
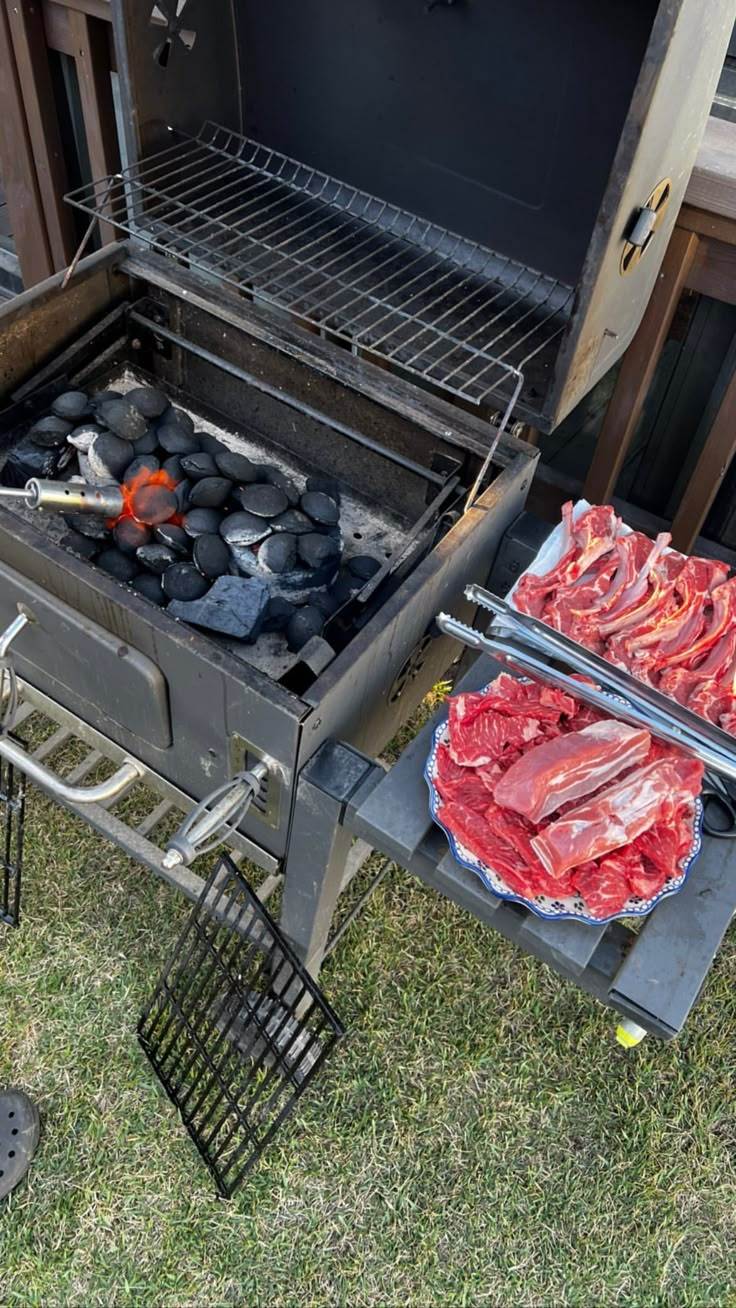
0 479 124 518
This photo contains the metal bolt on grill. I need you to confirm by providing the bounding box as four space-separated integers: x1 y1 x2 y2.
138 854 344 1198
0 761 25 929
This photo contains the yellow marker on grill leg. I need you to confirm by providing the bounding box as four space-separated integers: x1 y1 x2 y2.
616 1019 648 1048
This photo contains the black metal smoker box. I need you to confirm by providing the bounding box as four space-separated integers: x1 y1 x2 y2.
0 0 733 1190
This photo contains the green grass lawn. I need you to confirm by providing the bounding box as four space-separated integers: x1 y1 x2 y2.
1 783 736 1307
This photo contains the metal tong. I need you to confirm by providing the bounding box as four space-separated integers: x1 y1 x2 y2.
437 585 736 784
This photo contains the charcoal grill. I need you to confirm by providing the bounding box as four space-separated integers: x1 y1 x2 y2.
0 1 733 1190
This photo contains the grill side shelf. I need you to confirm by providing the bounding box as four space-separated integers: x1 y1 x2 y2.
347 653 734 1039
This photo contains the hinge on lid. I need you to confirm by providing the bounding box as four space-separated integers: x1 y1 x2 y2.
620 178 672 276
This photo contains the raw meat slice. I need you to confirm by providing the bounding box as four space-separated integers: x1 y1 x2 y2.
598 534 673 635
438 800 533 894
572 858 631 917
449 699 542 767
434 743 492 814
625 558 729 673
657 577 736 670
545 555 618 633
483 802 577 897
632 812 694 880
531 757 703 878
470 674 576 723
493 720 651 823
514 503 618 617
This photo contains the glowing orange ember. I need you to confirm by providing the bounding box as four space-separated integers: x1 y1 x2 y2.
109 466 183 528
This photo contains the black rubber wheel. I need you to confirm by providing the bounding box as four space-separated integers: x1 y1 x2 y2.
0 1089 40 1200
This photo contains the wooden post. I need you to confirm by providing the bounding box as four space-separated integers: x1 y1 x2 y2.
0 2 54 285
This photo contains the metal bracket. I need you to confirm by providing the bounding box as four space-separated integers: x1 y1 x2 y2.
0 760 25 928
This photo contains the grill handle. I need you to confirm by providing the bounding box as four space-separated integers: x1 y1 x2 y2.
162 765 269 870
0 734 144 805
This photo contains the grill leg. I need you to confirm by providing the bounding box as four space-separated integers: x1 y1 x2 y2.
280 742 376 979
0 760 25 929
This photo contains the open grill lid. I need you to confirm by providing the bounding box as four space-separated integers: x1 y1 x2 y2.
64 0 734 432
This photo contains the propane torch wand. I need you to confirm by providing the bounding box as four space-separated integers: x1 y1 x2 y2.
0 479 124 517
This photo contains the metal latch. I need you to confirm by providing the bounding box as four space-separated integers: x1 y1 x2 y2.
162 765 269 870
620 178 672 276
628 207 658 249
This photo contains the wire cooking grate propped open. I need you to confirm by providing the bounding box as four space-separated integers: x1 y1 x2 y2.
65 122 574 408
0 760 25 929
138 854 344 1198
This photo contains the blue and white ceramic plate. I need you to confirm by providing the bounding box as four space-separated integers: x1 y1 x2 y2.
424 690 704 925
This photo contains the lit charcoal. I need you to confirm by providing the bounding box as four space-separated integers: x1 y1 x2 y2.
300 490 339 526
270 509 313 535
130 483 178 526
68 422 105 452
162 455 187 485
51 391 90 422
88 432 135 481
4 436 62 484
64 513 111 541
262 466 300 506
214 450 259 483
157 422 199 455
347 555 382 580
307 589 338 618
124 454 160 486
96 547 138 584
193 533 231 579
180 452 218 481
298 532 340 569
28 415 73 448
220 511 271 548
188 476 232 508
306 476 341 505
132 573 166 606
137 543 178 575
183 507 225 537
114 518 152 555
286 605 325 652
258 532 297 575
127 386 169 420
155 522 189 555
162 562 211 601
236 484 289 519
96 397 149 442
262 596 297 633
61 531 98 562
167 575 270 642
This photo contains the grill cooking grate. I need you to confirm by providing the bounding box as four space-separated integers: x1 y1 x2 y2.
138 854 344 1197
65 123 574 407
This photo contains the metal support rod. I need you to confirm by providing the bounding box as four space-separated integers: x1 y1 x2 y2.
127 310 447 487
0 734 144 804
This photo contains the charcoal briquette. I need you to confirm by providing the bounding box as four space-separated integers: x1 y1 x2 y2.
114 518 152 555
28 414 73 448
298 531 340 568
262 596 297 633
131 572 166 606
96 547 138 584
193 533 231 579
237 483 288 518
328 572 361 606
270 508 313 535
220 510 271 547
92 389 122 407
163 407 195 438
307 589 338 618
347 555 382 580
155 523 190 555
286 605 325 652
162 562 211 602
51 391 91 422
157 422 199 455
124 454 160 486
137 543 179 575
262 466 300 506
214 449 259 483
3 437 61 484
133 426 159 455
161 454 186 485
188 476 232 508
180 452 218 481
300 490 339 526
258 531 297 575
88 432 135 481
174 480 192 514
127 386 169 420
67 422 105 452
130 483 178 525
167 575 269 642
64 512 111 541
183 507 224 537
60 530 98 562
96 397 149 442
306 476 341 505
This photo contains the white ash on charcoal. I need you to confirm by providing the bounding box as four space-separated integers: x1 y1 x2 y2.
0 373 406 679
